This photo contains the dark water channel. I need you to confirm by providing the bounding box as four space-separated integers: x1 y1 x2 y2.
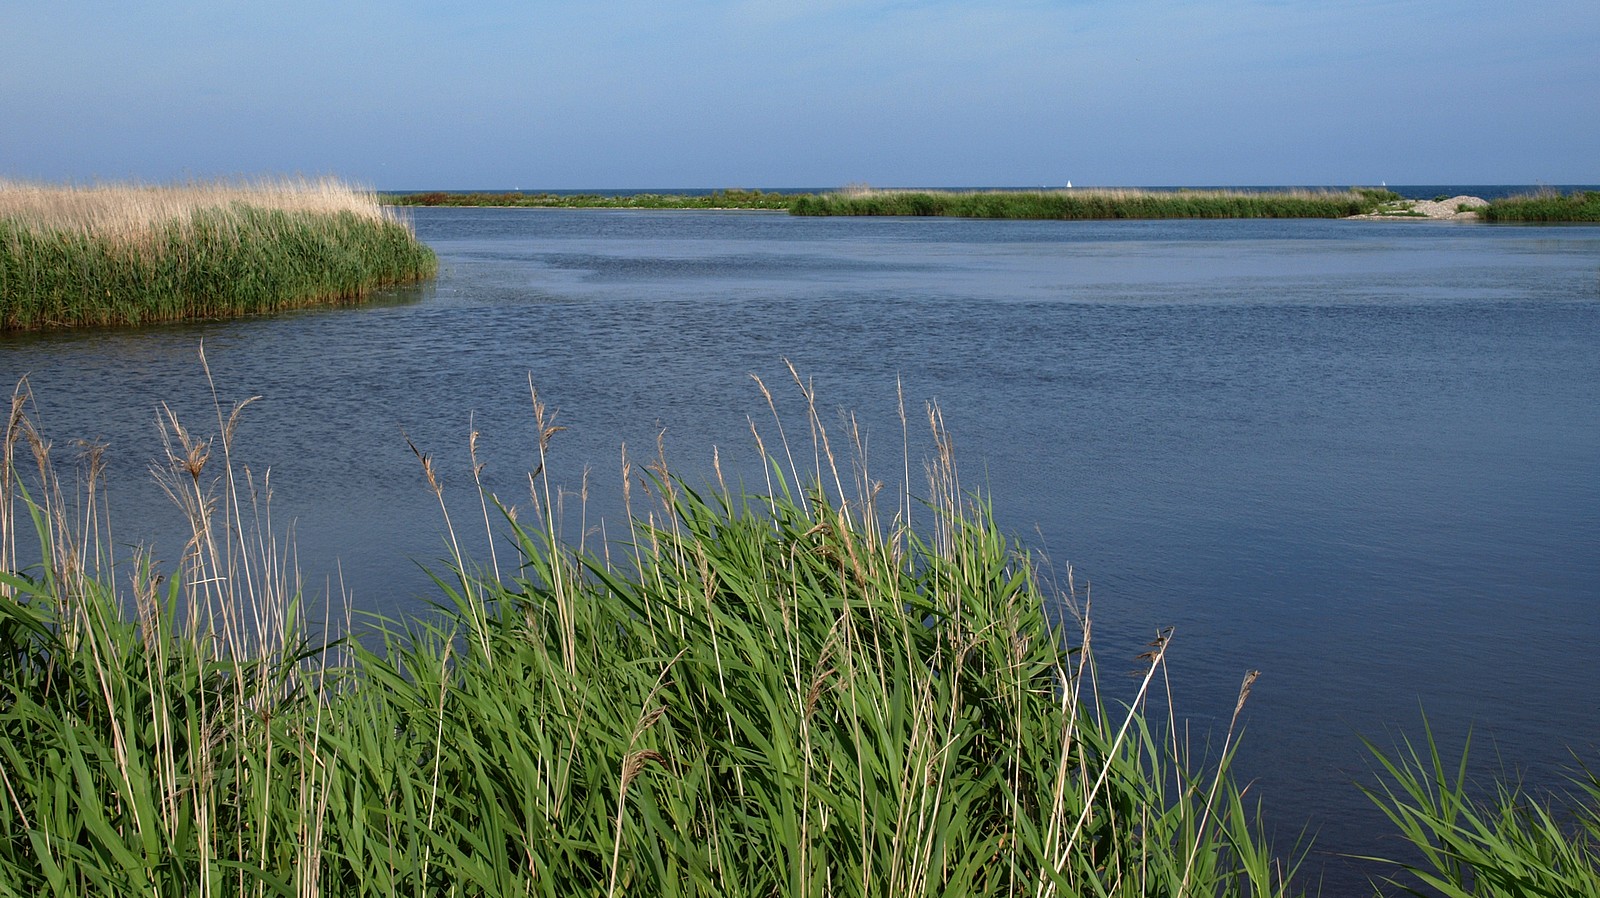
5 208 1599 895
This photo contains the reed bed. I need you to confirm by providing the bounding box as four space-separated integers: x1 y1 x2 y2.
789 188 1395 220
6 365 1593 896
0 177 437 331
386 189 802 210
1480 189 1600 222
2 368 1301 898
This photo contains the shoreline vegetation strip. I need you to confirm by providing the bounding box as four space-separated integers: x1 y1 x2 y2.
0 178 438 332
4 369 1598 897
386 187 798 210
788 187 1396 219
1478 188 1600 221
384 186 1600 221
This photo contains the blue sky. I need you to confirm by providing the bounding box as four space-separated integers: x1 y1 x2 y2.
3 1 1596 189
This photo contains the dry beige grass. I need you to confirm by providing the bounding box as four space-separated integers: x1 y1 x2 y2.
0 176 391 246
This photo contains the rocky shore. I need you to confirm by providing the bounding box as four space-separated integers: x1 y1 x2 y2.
1351 194 1489 220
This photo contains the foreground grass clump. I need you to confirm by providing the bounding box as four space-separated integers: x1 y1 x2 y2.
385 188 805 210
1362 724 1600 897
1481 189 1600 222
1 374 1298 897
0 177 438 331
789 187 1392 219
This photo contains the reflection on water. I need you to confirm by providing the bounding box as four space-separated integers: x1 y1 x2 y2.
4 209 1599 896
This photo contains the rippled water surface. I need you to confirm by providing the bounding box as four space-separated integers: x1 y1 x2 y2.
5 209 1599 895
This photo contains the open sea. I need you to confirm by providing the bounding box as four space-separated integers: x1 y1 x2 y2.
4 191 1598 895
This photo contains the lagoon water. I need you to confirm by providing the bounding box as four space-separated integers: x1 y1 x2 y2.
5 207 1599 895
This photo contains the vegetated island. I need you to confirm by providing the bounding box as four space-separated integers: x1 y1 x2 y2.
1 178 438 332
385 186 1600 222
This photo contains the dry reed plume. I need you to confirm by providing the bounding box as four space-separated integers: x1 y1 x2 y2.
0 176 393 246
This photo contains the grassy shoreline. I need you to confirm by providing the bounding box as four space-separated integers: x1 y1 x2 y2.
384 186 1397 218
1480 188 1600 222
789 187 1399 219
384 186 1600 223
384 188 799 210
1 178 438 331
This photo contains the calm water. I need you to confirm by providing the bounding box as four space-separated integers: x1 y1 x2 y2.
5 208 1599 895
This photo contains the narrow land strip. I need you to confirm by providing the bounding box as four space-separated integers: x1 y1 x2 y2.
383 187 1600 221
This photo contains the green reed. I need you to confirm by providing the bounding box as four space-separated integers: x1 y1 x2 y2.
1 375 325 896
790 188 1391 219
1361 721 1600 897
1 370 1302 897
7 363 1595 898
1480 190 1600 222
1 184 437 331
19 363 1593 898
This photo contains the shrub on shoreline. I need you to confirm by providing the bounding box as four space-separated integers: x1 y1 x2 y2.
0 178 438 331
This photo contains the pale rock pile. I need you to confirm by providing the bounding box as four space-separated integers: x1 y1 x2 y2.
1409 195 1489 219
1351 195 1489 220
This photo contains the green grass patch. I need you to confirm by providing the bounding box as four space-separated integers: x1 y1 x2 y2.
384 188 805 210
1 178 438 331
790 187 1394 219
1353 187 1404 204
1481 189 1600 222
